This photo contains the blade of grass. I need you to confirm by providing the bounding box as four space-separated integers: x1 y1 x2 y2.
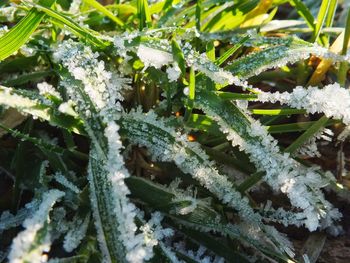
0 0 56 61
137 0 152 30
251 108 307 115
83 0 124 26
184 67 195 122
171 39 186 75
289 0 315 30
311 0 331 44
284 115 329 153
30 3 108 48
206 40 215 62
216 92 257 100
322 0 337 46
266 119 339 134
195 0 202 31
338 8 350 85
215 35 249 66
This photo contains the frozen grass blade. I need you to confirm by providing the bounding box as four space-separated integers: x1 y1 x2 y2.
84 0 124 27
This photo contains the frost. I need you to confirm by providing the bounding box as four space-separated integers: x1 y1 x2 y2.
63 214 90 252
103 121 154 263
122 109 262 225
53 173 81 194
182 42 250 88
256 83 350 124
0 200 40 234
166 62 181 82
173 242 224 263
137 44 173 69
68 0 82 14
8 190 64 263
37 82 61 99
199 98 341 231
53 40 129 121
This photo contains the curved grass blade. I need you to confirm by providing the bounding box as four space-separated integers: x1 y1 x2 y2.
30 3 108 48
0 0 56 61
311 0 331 44
289 0 315 30
0 85 85 134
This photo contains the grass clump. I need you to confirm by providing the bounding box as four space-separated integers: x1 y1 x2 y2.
0 0 350 262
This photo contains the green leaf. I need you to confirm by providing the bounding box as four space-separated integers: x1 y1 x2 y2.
266 119 339 134
0 0 56 61
2 70 54 86
251 108 306 115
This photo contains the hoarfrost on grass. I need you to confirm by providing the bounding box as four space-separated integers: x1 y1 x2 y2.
8 190 64 263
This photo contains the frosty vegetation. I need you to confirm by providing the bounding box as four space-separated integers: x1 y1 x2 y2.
0 0 349 263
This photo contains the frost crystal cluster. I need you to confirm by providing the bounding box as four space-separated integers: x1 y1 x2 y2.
257 83 350 124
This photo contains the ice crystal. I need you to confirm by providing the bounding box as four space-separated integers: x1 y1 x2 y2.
36 81 61 99
227 43 346 78
8 190 64 263
53 40 129 121
296 128 333 158
173 242 224 263
63 214 90 252
256 83 350 124
166 62 181 82
53 172 81 194
68 0 82 14
0 200 40 234
182 42 250 88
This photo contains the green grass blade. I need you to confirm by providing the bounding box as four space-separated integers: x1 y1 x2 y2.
342 8 350 55
137 0 152 30
0 0 56 61
215 35 249 66
266 119 339 134
251 108 306 115
31 3 108 48
203 0 259 32
338 8 350 85
195 0 202 31
171 39 186 75
184 67 195 121
324 0 337 28
311 0 331 43
83 0 124 26
284 115 329 153
2 70 54 86
289 0 315 30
